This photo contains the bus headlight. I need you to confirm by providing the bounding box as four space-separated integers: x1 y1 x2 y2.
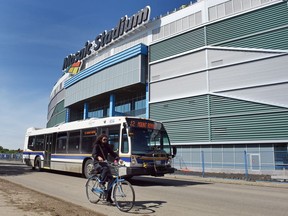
167 158 172 166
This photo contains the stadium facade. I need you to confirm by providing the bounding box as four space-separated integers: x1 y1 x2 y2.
48 0 288 174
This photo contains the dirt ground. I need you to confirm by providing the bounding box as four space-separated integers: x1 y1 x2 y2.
0 178 105 216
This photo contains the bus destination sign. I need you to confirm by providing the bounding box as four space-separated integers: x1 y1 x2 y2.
128 120 155 129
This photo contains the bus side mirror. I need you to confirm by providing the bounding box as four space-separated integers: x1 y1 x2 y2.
172 146 177 158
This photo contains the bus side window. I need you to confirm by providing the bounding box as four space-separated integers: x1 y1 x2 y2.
81 128 97 154
28 136 35 150
56 132 67 153
68 131 80 153
35 135 45 151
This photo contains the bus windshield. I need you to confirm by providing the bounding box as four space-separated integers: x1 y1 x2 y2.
129 127 171 155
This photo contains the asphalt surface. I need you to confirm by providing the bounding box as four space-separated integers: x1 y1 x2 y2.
1 160 288 216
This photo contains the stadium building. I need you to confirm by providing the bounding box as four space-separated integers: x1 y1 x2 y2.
48 0 288 175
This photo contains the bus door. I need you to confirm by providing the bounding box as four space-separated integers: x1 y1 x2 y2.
44 134 53 167
101 125 121 155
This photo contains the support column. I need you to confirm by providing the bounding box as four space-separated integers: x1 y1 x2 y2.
83 103 89 120
146 83 149 119
109 94 115 117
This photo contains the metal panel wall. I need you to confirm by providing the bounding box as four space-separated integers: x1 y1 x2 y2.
47 100 66 128
150 71 208 103
65 56 142 107
150 51 206 82
209 55 288 92
207 48 280 68
48 89 65 120
221 83 288 108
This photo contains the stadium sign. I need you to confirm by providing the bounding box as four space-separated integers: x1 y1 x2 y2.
63 6 150 71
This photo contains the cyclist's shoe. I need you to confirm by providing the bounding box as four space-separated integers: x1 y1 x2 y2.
106 197 114 204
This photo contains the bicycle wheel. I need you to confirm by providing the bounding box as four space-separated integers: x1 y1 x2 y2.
113 180 135 212
86 176 102 204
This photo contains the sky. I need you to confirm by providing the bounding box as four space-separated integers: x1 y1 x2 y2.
0 0 192 150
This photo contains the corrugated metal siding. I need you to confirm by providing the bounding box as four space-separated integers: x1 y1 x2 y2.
150 28 205 62
211 112 288 141
206 2 288 47
150 94 288 143
209 95 286 116
165 119 209 143
222 27 288 50
150 95 208 121
150 95 209 143
210 95 288 141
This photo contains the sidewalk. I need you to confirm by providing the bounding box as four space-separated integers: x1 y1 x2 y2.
165 173 288 188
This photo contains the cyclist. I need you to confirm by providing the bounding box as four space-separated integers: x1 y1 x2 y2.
92 134 119 203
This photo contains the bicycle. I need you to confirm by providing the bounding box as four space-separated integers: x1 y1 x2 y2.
85 162 135 212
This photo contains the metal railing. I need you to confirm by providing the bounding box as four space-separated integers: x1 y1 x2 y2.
0 153 23 161
173 150 288 178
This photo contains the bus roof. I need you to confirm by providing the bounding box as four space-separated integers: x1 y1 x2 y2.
25 116 158 136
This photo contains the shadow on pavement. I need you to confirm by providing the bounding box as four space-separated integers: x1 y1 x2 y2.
130 176 210 187
131 200 167 214
0 160 32 176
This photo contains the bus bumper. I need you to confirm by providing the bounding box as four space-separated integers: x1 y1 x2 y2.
126 166 175 177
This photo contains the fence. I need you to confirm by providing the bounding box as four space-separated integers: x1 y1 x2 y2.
0 153 23 161
173 150 288 177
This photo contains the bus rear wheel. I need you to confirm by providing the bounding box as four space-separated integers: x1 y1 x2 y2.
84 159 94 179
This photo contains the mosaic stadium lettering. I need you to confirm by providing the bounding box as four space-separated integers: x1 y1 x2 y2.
62 6 150 71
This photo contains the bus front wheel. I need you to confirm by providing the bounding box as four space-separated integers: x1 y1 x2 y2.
84 159 94 179
33 157 42 171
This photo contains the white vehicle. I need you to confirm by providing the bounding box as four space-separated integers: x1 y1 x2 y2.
23 116 176 178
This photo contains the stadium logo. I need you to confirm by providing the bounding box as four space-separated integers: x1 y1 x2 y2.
65 60 83 75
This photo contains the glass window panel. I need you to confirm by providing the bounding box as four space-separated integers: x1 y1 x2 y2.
68 131 80 153
81 128 97 154
56 132 67 153
35 135 45 151
28 136 36 150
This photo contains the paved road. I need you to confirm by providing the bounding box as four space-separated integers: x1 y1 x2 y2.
0 160 288 216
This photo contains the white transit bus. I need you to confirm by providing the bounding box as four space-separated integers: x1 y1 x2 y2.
23 116 176 178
